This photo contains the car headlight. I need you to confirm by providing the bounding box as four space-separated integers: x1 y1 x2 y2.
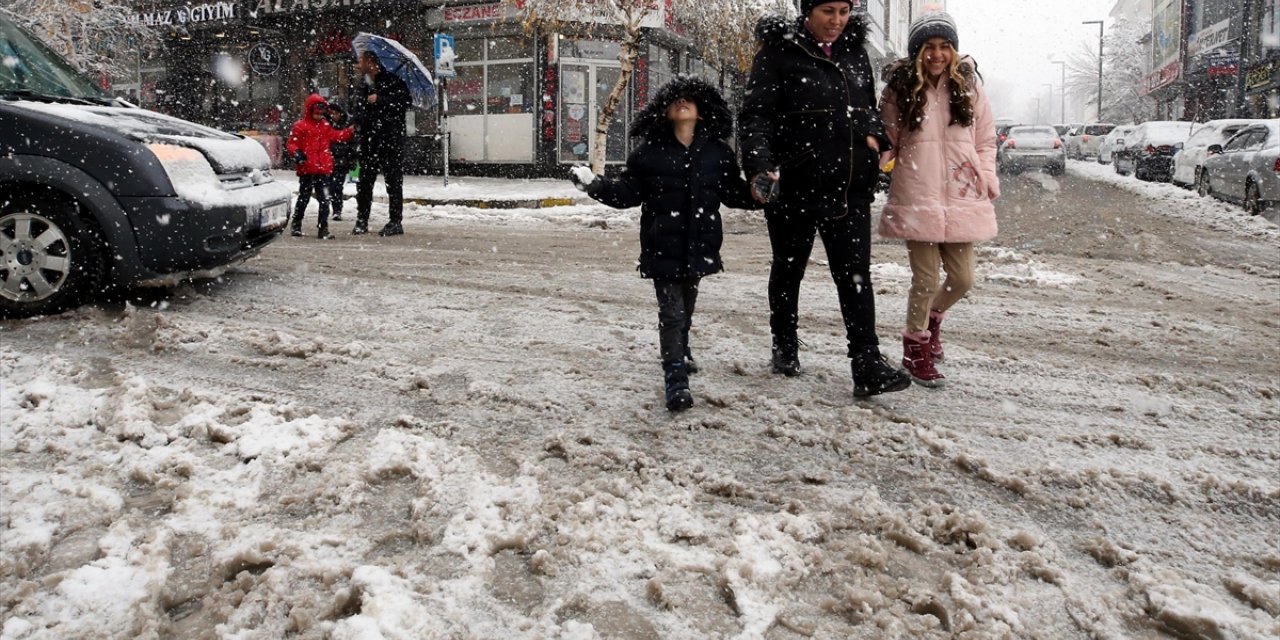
146 143 219 199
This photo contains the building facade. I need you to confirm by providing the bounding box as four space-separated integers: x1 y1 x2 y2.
1118 0 1279 121
1241 0 1280 117
124 0 945 174
125 0 725 175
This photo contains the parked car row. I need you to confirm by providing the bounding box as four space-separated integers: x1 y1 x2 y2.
1094 117 1278 216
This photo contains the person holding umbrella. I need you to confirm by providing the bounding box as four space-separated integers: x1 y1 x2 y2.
351 49 412 236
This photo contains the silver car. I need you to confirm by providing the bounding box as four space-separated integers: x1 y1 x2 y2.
1097 125 1135 165
1199 120 1280 216
1171 119 1259 187
998 125 1065 176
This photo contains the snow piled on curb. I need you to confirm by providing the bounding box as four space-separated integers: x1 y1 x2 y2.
1067 160 1279 239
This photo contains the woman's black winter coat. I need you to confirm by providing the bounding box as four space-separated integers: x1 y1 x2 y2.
585 78 757 280
739 14 889 218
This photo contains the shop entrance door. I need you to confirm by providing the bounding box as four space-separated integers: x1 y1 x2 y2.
559 63 627 164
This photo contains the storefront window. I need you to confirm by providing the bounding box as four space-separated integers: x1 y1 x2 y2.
446 35 536 162
488 36 533 61
648 46 674 101
487 63 533 114
454 38 485 63
447 65 484 115
562 39 619 61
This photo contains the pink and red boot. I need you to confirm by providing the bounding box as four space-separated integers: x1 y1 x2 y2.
927 310 945 363
902 330 945 388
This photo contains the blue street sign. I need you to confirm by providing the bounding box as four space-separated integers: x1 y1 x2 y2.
434 34 456 79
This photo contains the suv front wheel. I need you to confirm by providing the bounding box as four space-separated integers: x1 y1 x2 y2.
0 194 107 319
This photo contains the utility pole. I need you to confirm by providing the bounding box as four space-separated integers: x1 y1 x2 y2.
1083 20 1105 121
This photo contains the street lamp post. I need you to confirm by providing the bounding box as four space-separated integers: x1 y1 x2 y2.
1035 97 1042 124
1082 20 1104 121
1043 83 1055 124
1050 60 1067 122
1236 0 1255 116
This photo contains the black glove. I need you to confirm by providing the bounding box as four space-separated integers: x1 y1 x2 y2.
293 150 307 165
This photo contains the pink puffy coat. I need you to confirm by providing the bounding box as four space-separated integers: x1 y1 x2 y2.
878 61 999 243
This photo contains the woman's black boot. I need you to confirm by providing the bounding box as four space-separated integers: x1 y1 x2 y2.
851 346 911 398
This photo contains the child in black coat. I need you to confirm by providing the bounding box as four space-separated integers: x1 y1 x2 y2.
570 76 758 412
324 100 358 221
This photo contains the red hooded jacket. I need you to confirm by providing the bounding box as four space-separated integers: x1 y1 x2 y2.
286 94 354 176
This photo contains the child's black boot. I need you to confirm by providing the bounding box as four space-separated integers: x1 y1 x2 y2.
771 334 801 376
662 360 693 412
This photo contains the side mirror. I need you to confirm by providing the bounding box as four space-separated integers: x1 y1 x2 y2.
1206 144 1223 155
1174 142 1184 151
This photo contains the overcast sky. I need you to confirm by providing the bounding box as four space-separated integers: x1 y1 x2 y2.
947 0 1121 124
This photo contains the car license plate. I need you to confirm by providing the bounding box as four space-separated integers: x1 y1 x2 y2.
258 202 288 230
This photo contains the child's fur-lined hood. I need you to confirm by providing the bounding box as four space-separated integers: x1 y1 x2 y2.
629 76 734 142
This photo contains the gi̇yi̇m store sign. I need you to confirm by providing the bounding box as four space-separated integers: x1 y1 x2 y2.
133 1 237 27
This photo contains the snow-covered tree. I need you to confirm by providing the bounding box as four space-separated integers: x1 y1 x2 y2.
508 0 664 173
1065 17 1154 124
674 0 794 74
509 0 793 172
0 0 156 79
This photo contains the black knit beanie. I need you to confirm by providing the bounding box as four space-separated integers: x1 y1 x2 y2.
801 0 853 15
908 11 960 61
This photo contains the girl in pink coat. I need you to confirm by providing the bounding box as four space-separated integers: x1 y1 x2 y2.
878 11 998 387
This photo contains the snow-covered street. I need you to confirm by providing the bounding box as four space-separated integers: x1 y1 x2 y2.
2 164 1278 639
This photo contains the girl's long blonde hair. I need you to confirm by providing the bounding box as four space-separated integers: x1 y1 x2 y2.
886 42 977 132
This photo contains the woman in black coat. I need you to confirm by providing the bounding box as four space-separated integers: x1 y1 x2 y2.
571 76 757 412
739 0 910 399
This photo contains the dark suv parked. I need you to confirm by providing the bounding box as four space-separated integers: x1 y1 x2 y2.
0 16 290 318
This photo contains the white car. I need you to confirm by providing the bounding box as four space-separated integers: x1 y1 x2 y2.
998 125 1065 175
1066 123 1116 159
1199 120 1280 216
1171 119 1259 187
1097 125 1135 165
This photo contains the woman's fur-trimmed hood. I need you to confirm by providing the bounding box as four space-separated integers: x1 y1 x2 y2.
754 13 869 50
629 76 734 141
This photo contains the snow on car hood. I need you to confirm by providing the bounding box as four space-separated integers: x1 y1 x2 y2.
8 100 270 174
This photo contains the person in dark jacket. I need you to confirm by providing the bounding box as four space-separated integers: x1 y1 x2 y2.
285 94 354 239
352 51 412 236
324 100 358 222
570 77 758 412
739 0 910 399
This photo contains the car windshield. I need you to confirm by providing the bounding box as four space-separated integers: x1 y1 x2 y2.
1084 125 1115 136
1010 126 1057 139
0 17 110 103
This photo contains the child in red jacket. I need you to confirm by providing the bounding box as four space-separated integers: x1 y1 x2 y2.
286 94 354 239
